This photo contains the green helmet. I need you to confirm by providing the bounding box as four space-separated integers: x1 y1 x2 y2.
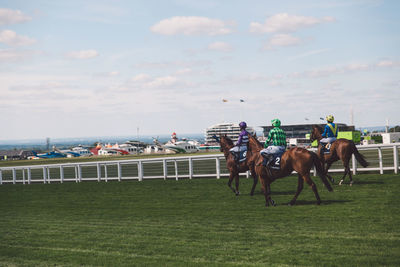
271 119 281 127
326 115 334 123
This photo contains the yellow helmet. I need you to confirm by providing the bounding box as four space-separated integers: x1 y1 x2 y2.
326 115 334 122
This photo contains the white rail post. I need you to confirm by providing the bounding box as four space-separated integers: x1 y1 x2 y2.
117 162 122 182
188 158 193 179
43 167 47 184
22 168 25 184
352 154 357 175
0 169 2 185
97 163 101 182
47 167 51 184
216 157 221 179
378 147 384 174
77 165 82 182
393 145 398 174
12 168 16 184
104 164 108 182
138 161 143 181
174 160 178 180
163 159 167 180
60 166 64 183
74 166 78 183
27 168 31 184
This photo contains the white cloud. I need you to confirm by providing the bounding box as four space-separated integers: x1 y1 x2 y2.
346 63 369 71
0 8 31 25
289 48 331 60
376 60 398 68
264 34 301 49
145 75 179 88
207 41 233 52
109 71 119 76
0 49 38 62
0 30 36 46
174 68 192 75
150 16 235 36
67 49 99 59
131 73 151 82
250 13 335 33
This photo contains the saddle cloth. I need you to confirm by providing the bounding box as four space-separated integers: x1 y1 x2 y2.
269 150 285 170
238 150 247 162
322 141 335 154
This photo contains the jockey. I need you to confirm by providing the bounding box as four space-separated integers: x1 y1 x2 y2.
229 121 249 162
320 115 338 151
260 119 287 167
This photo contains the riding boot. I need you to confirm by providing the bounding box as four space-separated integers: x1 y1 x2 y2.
262 155 273 167
233 152 239 163
319 143 326 157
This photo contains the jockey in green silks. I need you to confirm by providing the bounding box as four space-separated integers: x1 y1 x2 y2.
260 119 287 167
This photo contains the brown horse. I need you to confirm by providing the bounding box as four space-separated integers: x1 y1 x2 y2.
248 134 333 207
310 125 369 186
218 135 258 196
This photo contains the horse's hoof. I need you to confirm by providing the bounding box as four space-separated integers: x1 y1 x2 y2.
349 182 353 186
339 180 344 186
288 201 295 206
271 199 276 206
316 201 321 205
235 191 240 196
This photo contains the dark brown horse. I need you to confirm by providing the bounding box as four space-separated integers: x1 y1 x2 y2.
248 134 333 207
218 135 258 196
310 125 369 186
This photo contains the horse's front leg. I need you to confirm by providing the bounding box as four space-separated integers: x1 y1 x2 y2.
258 173 270 207
249 169 258 196
227 172 237 194
266 184 275 206
235 173 240 196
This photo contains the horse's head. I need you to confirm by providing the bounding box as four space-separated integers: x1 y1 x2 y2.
219 135 234 152
248 134 263 152
310 125 323 141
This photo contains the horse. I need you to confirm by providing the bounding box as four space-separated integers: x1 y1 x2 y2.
310 125 369 186
247 134 333 207
217 135 258 196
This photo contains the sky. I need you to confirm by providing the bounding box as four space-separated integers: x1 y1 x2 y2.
0 0 399 140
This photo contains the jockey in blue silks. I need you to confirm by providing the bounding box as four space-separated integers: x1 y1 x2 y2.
320 115 338 152
230 121 249 162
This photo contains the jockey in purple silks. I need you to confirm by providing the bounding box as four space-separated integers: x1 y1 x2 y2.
229 121 249 162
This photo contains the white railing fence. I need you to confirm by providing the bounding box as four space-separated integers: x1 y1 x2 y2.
0 143 399 185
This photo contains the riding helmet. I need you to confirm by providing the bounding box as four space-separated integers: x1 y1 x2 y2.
271 119 281 127
239 121 247 129
326 115 334 122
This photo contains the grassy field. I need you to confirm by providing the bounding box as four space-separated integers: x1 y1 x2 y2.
0 173 399 266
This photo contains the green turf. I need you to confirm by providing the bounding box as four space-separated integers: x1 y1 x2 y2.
0 174 399 266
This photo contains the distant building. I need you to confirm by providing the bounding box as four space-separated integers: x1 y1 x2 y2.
0 150 35 160
205 123 255 145
261 123 355 139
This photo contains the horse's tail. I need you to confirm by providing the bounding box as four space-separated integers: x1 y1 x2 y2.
310 151 333 192
351 141 369 167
